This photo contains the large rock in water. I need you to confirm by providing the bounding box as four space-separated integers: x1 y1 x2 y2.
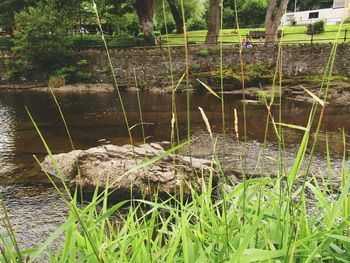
41 143 218 200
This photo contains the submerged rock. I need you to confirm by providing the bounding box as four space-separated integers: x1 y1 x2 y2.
41 143 218 200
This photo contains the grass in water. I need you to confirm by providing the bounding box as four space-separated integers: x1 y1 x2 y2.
1 1 350 262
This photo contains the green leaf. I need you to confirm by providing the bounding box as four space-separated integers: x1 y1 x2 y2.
197 79 221 100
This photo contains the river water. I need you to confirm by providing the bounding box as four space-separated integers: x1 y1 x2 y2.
0 89 349 250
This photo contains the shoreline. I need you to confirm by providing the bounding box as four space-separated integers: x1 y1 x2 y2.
1 80 350 105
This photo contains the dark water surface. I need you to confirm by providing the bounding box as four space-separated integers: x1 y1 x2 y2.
0 89 350 250
0 89 349 185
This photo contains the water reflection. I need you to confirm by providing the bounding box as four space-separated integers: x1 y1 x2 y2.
0 90 349 185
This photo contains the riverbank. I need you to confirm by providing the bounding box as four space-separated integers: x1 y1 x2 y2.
1 78 350 105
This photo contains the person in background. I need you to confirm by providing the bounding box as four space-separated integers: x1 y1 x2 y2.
247 36 254 48
242 38 247 48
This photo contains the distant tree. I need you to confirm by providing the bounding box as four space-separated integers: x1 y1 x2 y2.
154 0 206 34
91 0 140 36
265 0 289 44
133 0 155 45
0 0 34 33
166 0 184 34
205 0 221 44
220 0 268 28
0 0 82 33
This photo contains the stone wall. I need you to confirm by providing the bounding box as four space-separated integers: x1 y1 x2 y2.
1 44 349 88
81 44 350 88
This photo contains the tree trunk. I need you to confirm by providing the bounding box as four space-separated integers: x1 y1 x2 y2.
166 0 184 34
265 0 290 44
205 0 221 45
134 0 155 45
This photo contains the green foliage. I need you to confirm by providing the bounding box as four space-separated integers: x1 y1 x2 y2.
76 71 92 82
187 17 207 30
306 20 325 34
54 66 77 83
0 57 23 81
77 59 88 66
246 61 266 74
67 35 138 49
99 66 111 74
223 0 268 28
48 74 66 88
13 2 74 72
190 63 201 71
112 12 140 36
0 38 13 50
257 90 269 102
196 48 209 57
0 0 29 32
53 59 92 83
4 68 18 81
154 0 207 33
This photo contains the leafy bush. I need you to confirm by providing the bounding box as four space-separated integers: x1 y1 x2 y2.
197 49 209 57
54 66 77 83
4 69 18 81
108 35 137 47
77 59 88 66
246 61 266 74
0 57 23 81
99 66 110 74
306 20 325 35
187 18 207 31
53 63 92 83
76 71 92 82
14 2 73 72
0 38 13 50
67 35 137 48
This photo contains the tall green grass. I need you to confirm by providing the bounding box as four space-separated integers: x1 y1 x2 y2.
1 1 350 262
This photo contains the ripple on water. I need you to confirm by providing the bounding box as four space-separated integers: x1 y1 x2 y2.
0 101 17 178
0 185 68 252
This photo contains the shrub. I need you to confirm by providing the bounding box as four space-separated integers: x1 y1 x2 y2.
187 18 207 31
77 59 88 66
190 63 201 72
108 35 137 47
4 69 18 81
48 75 65 88
306 20 325 35
76 71 92 82
67 35 138 49
99 66 110 74
0 57 22 81
54 66 77 83
197 49 209 57
246 61 266 74
0 38 13 50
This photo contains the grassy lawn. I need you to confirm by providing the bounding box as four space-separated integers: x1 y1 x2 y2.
162 24 350 45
